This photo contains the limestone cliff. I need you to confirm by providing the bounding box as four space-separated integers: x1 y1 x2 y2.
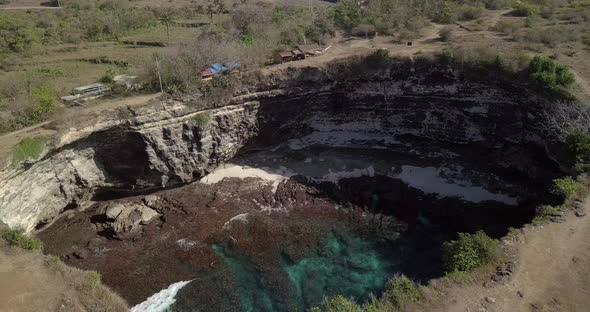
0 58 570 231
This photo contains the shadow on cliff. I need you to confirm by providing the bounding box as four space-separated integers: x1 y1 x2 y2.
223 55 572 282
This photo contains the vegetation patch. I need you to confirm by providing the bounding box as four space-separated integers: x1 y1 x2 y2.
13 136 49 164
192 112 211 130
512 1 540 17
313 275 421 311
528 56 575 91
382 275 421 307
532 205 561 225
566 130 590 172
1 228 43 251
87 271 102 286
551 176 579 198
443 231 498 273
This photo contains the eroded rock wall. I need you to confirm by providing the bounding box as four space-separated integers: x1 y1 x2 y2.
0 103 261 231
0 60 567 231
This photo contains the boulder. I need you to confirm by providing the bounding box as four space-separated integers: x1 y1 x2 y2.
143 195 159 208
104 202 160 233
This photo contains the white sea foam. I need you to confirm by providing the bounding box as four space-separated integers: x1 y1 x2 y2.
131 280 192 312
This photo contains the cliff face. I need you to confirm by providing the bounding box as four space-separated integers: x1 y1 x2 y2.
0 59 567 231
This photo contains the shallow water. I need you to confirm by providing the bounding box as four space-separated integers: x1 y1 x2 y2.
209 231 394 312
281 232 393 309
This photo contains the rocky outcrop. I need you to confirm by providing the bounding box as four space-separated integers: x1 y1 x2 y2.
104 202 160 234
0 58 571 231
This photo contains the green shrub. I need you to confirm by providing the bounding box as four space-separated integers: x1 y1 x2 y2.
443 231 498 273
0 15 40 53
333 0 363 30
533 205 560 225
192 112 211 129
13 136 48 163
87 271 102 286
98 69 116 84
458 5 484 21
528 56 575 90
383 275 420 307
31 86 58 118
365 49 390 69
551 176 579 198
566 129 590 171
433 2 458 24
320 295 363 312
1 228 44 251
512 2 540 17
484 0 514 10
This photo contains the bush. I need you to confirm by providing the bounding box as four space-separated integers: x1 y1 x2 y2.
512 1 540 16
566 129 590 171
458 5 484 21
439 26 455 42
383 275 420 307
528 56 575 90
319 295 363 312
484 0 514 10
433 2 458 24
87 271 102 286
13 136 48 163
0 15 40 53
533 205 560 225
98 69 116 84
443 231 498 273
365 49 390 69
1 228 44 251
31 86 58 119
192 112 211 129
551 176 579 198
333 0 363 30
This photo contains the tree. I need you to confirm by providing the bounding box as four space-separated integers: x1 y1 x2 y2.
158 8 176 43
0 15 39 53
31 86 57 119
206 2 215 20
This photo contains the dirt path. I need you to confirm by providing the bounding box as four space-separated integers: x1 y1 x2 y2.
0 6 61 10
413 200 590 312
571 71 590 101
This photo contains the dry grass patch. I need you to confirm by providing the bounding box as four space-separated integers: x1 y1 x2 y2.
46 257 129 311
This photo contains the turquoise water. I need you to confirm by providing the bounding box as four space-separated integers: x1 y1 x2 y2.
213 231 394 311
212 245 275 312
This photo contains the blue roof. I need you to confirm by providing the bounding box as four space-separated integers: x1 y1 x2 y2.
209 63 228 74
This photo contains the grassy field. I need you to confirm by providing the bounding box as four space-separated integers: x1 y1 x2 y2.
0 0 589 136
